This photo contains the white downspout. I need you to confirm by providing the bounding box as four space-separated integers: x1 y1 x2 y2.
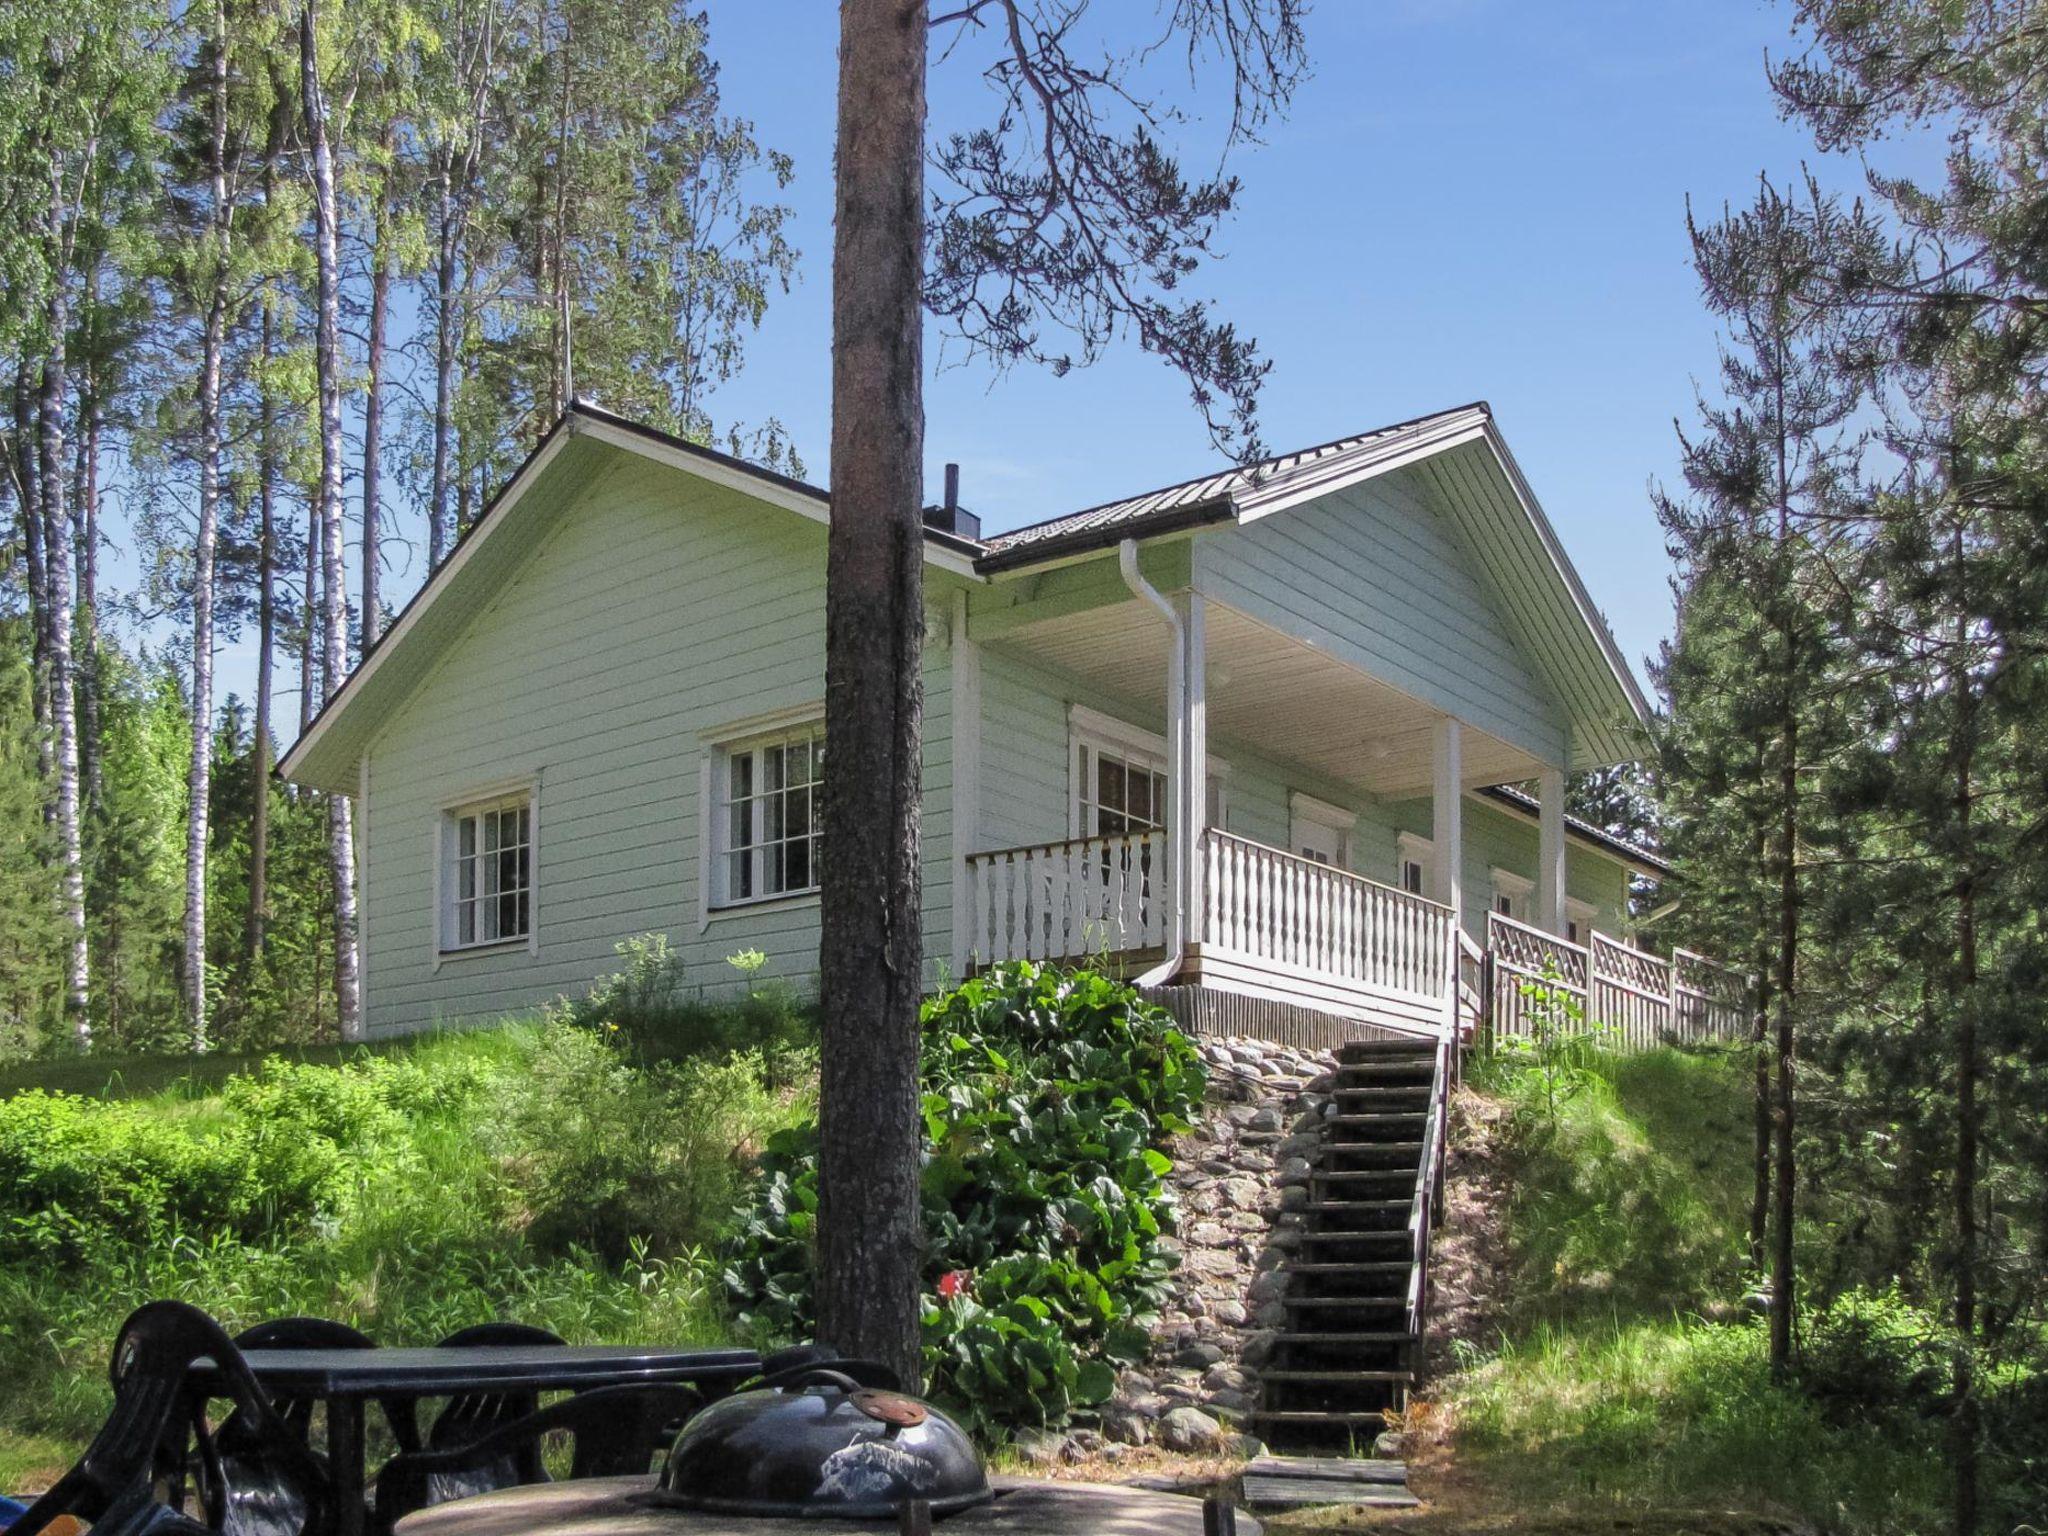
1118 539 1187 978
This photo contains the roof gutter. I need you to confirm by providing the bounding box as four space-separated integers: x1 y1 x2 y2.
975 497 1235 575
1117 539 1190 982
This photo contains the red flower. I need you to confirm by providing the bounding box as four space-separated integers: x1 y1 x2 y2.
937 1269 971 1299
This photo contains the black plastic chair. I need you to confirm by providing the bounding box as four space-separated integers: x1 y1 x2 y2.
418 1324 565 1507
373 1384 700 1534
10 1301 330 1536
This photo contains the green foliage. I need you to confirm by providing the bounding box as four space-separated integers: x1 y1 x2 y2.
1449 1313 1946 1533
1474 1045 1755 1325
549 934 817 1081
1490 963 1608 1127
501 1020 808 1264
0 1016 806 1473
724 963 1203 1438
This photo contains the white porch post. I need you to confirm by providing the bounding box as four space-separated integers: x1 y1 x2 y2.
1537 762 1567 938
949 590 982 976
1431 716 1463 926
1177 589 1207 945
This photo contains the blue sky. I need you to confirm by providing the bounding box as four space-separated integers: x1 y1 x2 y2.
699 0 1872 687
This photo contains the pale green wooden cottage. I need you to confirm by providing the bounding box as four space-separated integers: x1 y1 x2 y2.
283 400 1724 1045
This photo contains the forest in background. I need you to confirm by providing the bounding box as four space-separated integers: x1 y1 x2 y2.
0 0 797 1053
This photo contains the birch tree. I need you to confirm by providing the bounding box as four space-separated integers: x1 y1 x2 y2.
301 0 362 1039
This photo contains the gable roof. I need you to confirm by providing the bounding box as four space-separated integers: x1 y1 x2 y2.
974 400 1650 767
280 400 983 792
283 396 1649 792
976 402 1491 570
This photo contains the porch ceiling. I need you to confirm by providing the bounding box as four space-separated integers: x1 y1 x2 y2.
987 597 1545 798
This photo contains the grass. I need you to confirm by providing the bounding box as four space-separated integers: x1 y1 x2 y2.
1417 1044 1948 1536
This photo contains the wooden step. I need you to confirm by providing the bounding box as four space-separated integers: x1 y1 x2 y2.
1283 1260 1411 1277
1314 1140 1424 1164
1245 1455 1407 1485
1329 1112 1429 1131
1250 1408 1411 1425
1298 1229 1410 1249
1242 1477 1422 1512
1271 1331 1413 1346
1305 1198 1417 1218
1261 1368 1415 1384
1280 1294 1406 1310
1331 1085 1432 1103
1338 1039 1439 1060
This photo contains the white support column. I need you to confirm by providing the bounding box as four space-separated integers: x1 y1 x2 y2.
949 590 982 976
1177 589 1207 943
1537 762 1567 938
1431 716 1463 927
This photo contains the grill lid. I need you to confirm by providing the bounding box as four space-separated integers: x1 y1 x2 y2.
657 1366 991 1519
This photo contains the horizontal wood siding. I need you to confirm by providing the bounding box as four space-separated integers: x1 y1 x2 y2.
360 458 955 1036
1195 466 1567 765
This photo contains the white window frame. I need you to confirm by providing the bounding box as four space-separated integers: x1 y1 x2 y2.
1565 897 1598 948
1490 866 1534 922
1396 832 1433 897
702 705 826 918
1289 791 1356 868
435 777 539 961
1067 705 1227 838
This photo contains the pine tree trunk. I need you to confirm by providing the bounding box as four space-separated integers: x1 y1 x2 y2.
1950 603 1980 1536
302 0 362 1041
361 139 392 646
815 0 929 1392
248 303 276 966
39 173 89 1050
1749 939 1773 1277
1768 688 1798 1379
187 6 229 1055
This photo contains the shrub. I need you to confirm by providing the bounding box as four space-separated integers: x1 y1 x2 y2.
553 935 817 1082
498 1021 803 1263
724 963 1202 1437
1797 1285 1947 1418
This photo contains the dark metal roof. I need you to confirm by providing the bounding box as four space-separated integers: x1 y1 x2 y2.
1476 783 1669 877
973 401 1492 572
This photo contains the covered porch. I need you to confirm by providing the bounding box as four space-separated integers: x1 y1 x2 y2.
954 541 1585 1042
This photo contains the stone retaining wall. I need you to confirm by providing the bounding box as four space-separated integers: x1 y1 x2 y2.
1093 1033 1337 1453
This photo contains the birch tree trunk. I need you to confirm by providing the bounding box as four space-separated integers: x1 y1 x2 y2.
39 170 90 1050
815 0 928 1390
430 189 456 570
186 3 230 1054
73 326 102 812
361 138 392 646
303 0 362 1040
12 365 50 756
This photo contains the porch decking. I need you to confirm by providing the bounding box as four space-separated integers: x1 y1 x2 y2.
964 828 1746 1049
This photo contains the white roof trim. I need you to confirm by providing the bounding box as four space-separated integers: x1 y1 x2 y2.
1231 411 1491 524
282 410 981 785
279 427 574 782
1473 420 1651 730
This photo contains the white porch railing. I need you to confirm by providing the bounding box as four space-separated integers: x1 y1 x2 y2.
966 829 1170 965
1195 828 1455 1027
1487 912 1751 1050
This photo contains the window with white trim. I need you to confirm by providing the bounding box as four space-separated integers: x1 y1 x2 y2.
1490 867 1533 923
715 720 825 906
441 792 533 951
1290 792 1355 868
1070 709 1224 837
1396 833 1432 897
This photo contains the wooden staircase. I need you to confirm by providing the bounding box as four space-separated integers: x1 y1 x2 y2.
1253 1034 1450 1440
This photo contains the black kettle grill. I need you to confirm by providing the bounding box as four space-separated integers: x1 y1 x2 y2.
656 1365 991 1520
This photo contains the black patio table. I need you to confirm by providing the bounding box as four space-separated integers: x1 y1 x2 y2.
188 1344 762 1536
